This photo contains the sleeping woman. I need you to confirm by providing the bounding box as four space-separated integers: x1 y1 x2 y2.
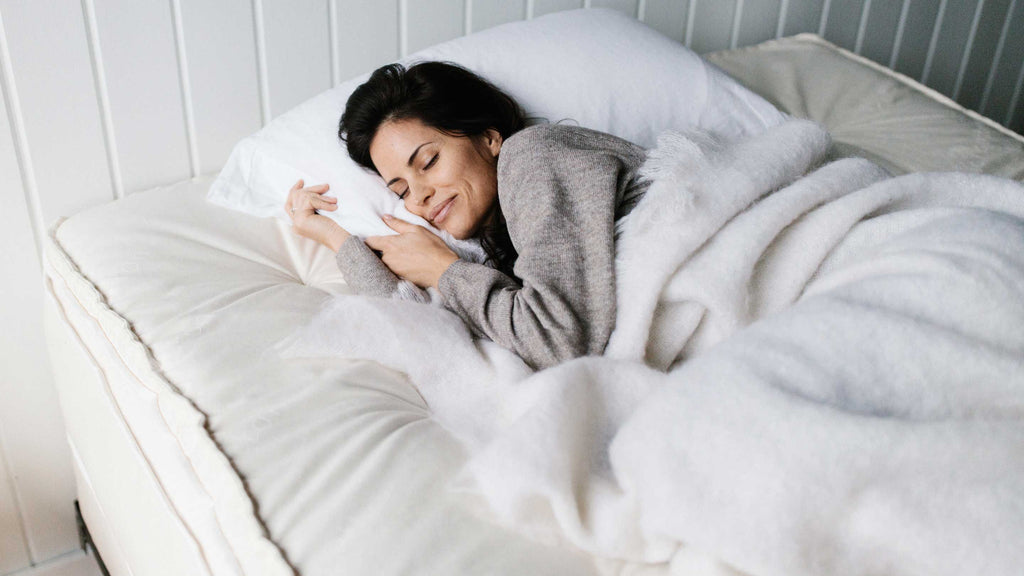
284 61 650 370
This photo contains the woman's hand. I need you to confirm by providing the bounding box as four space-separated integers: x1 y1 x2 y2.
365 215 460 289
286 179 350 252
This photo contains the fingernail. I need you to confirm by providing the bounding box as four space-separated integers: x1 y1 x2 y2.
382 214 393 220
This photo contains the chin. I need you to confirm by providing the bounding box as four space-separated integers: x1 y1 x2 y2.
447 227 471 240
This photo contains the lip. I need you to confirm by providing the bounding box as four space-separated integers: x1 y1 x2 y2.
430 196 456 224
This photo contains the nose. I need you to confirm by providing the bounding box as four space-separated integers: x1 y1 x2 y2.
405 180 434 214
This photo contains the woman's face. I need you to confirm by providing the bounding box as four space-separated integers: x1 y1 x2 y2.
369 117 502 239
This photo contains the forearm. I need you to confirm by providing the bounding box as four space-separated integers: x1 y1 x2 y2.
438 260 590 370
325 226 351 253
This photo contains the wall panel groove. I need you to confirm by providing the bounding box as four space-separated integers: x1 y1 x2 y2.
889 0 911 68
854 0 871 54
981 0 1017 111
80 0 123 200
251 0 271 125
0 5 42 257
952 0 986 100
729 0 744 49
329 0 340 86
776 0 790 37
399 0 409 58
169 0 199 178
1008 57 1024 127
921 0 948 84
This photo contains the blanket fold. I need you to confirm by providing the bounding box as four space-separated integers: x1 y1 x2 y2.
278 118 1024 576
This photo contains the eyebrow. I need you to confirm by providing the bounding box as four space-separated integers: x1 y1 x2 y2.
385 141 433 187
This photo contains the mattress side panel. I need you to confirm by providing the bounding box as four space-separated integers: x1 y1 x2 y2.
43 268 213 576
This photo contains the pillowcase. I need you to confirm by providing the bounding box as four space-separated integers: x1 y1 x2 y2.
206 7 786 255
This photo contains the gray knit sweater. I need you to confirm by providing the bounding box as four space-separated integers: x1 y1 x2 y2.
335 123 650 370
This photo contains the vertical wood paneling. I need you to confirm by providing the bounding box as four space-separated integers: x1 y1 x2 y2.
0 77 32 575
91 0 192 193
262 0 332 118
532 0 584 17
0 35 78 568
334 0 400 82
178 0 263 175
690 0 738 53
591 0 639 16
957 0 1012 109
0 0 113 226
778 0 823 35
472 0 527 32
978 0 1023 122
405 0 464 55
922 0 976 93
860 0 903 64
736 0 782 48
641 0 689 42
821 0 866 51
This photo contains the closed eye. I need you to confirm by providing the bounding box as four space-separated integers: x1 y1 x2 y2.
397 154 438 200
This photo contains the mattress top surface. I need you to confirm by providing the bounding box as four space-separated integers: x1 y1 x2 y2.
47 34 1024 576
53 176 629 575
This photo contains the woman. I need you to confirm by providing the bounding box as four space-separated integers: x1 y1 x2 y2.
285 61 650 370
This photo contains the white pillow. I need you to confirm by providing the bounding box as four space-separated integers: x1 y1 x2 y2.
206 8 786 252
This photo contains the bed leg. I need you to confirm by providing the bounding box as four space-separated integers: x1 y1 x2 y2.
75 500 112 576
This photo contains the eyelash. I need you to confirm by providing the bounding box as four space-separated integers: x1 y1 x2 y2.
398 154 438 199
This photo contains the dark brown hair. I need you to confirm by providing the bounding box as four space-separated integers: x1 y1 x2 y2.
338 61 529 279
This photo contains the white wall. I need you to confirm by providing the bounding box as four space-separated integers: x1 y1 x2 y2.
0 0 1022 573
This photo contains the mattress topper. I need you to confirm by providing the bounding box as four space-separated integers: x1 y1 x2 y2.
51 176 654 575
707 34 1024 181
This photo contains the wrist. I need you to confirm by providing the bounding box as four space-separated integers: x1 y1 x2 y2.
432 253 460 289
326 227 351 253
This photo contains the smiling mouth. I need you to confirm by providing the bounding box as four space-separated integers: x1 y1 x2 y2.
431 196 456 225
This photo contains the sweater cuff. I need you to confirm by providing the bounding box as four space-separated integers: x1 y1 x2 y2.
437 258 515 311
335 234 400 297
437 259 476 306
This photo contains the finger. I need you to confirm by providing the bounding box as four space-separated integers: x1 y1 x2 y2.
291 179 304 192
312 197 337 210
381 214 418 233
306 183 330 194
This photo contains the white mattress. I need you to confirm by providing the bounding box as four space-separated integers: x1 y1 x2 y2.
45 176 634 575
42 34 1024 576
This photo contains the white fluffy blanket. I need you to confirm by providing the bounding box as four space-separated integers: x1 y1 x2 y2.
278 119 1024 576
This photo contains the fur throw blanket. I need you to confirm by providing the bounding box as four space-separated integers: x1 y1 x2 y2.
279 119 1024 576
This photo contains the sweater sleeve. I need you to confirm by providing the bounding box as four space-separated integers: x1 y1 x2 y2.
437 124 647 370
335 233 401 298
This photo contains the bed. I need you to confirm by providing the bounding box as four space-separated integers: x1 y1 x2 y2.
41 10 1024 576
